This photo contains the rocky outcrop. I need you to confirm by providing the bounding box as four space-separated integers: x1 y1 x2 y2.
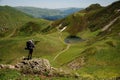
68 57 85 70
15 58 51 75
0 58 77 77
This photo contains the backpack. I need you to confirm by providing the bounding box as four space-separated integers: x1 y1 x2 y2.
25 40 34 50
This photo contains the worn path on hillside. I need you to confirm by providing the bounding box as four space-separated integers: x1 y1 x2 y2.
53 44 70 61
53 26 71 61
101 16 120 31
1 28 17 40
6 28 17 38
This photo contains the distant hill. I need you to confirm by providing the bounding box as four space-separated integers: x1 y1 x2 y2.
52 1 120 35
83 3 103 12
59 7 82 14
0 6 50 37
15 7 83 20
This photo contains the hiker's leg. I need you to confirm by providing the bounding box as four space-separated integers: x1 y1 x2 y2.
28 50 31 60
29 49 33 59
30 53 32 59
28 54 30 60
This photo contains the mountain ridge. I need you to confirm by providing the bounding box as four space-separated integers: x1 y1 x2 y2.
15 6 83 20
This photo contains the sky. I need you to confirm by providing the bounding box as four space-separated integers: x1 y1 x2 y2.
0 0 118 9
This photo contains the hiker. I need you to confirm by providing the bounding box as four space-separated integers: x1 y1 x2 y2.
25 40 35 60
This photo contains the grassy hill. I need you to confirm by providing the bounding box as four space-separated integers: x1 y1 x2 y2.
0 1 120 80
0 6 50 37
0 6 62 64
52 1 120 34
50 1 120 79
0 6 30 37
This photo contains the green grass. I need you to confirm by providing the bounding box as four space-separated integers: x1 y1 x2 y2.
73 37 120 79
0 32 65 64
53 43 86 67
0 69 20 80
0 21 118 79
0 1 120 79
0 69 79 80
51 26 120 78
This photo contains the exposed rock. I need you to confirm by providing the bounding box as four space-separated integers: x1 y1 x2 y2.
68 57 85 70
0 58 77 77
0 64 15 69
0 64 4 69
15 58 51 75
14 58 74 77
8 65 15 69
117 9 120 12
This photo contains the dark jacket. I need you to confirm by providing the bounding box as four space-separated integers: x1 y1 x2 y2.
26 41 35 50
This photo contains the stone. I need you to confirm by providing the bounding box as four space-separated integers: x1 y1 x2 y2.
0 64 4 69
0 58 76 77
67 57 85 70
15 58 51 75
0 64 15 69
8 65 15 69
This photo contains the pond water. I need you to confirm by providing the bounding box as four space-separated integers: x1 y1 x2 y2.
64 35 84 43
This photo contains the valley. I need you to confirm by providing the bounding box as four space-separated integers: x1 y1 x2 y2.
15 7 83 20
0 1 120 80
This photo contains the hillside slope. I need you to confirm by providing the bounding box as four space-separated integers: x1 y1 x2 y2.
52 1 120 35
0 6 66 66
0 6 50 37
51 1 120 79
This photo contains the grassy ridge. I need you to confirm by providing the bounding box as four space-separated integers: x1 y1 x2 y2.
52 1 120 35
0 6 50 37
0 6 32 37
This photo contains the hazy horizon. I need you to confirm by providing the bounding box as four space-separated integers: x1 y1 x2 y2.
0 0 118 9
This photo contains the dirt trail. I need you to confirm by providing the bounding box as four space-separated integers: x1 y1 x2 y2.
60 26 67 32
1 28 17 40
6 28 16 38
53 27 71 61
101 16 120 31
53 44 70 61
